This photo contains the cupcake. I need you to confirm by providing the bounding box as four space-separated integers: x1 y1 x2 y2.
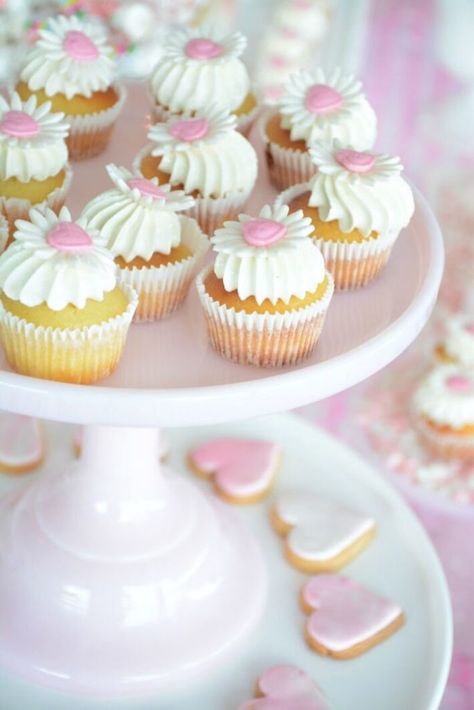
0 92 72 237
196 203 334 367
81 165 209 321
0 206 137 383
149 26 258 135
16 15 126 160
134 106 258 235
262 67 377 189
435 315 474 367
412 365 474 460
276 142 415 290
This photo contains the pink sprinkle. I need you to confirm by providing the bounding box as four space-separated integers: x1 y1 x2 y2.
169 117 208 142
128 178 166 199
242 218 287 247
47 223 93 253
305 84 343 115
0 111 39 138
336 149 376 174
63 30 99 61
185 38 224 60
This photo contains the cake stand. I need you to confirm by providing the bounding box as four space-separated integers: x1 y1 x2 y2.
0 87 447 703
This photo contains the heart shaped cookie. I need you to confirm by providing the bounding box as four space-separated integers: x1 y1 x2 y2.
188 438 282 504
301 575 404 659
239 665 329 710
271 490 375 572
0 414 44 474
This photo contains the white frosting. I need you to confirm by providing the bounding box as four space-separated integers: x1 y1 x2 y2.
0 206 117 311
278 68 377 147
81 165 195 262
149 26 249 114
211 203 326 305
148 107 257 198
20 16 116 100
0 93 69 182
308 142 415 237
413 365 474 428
444 315 474 366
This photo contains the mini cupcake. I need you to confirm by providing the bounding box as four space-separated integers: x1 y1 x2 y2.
81 165 209 321
134 106 258 235
435 315 474 367
276 142 415 290
0 206 137 383
149 26 258 135
0 93 72 235
196 203 334 367
412 365 474 460
262 68 377 189
17 15 126 160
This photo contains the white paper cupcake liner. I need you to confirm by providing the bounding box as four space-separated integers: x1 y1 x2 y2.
0 214 8 254
260 110 315 190
118 216 209 322
196 265 334 367
414 413 474 461
0 284 138 384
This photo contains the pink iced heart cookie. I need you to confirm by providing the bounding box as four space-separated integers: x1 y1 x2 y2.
188 438 282 504
301 575 404 659
271 491 375 572
239 665 329 710
0 414 44 474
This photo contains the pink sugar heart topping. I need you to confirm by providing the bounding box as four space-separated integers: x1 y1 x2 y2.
465 322 474 335
185 38 224 60
305 84 343 115
128 178 166 200
239 665 328 710
0 111 39 138
446 375 472 393
169 117 209 142
336 148 376 174
64 30 99 61
47 222 93 253
242 218 287 247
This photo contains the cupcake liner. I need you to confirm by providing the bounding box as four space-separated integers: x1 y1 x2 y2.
118 216 209 322
0 284 138 384
414 414 474 461
276 183 399 290
196 265 334 367
0 214 8 255
0 162 73 237
260 110 315 190
66 83 127 161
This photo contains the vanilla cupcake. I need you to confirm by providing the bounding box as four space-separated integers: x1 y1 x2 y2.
263 68 377 189
0 93 72 235
149 26 258 135
413 365 474 460
17 16 126 160
81 165 209 321
276 142 415 290
0 206 137 383
435 315 474 367
134 107 258 235
196 203 334 367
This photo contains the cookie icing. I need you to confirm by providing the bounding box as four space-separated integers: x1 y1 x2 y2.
278 68 377 147
444 315 474 366
20 15 116 99
302 575 402 653
239 665 329 710
0 413 43 472
413 364 474 429
308 141 415 237
0 93 69 182
81 165 195 262
0 206 117 310
148 107 257 198
211 203 325 305
149 26 249 114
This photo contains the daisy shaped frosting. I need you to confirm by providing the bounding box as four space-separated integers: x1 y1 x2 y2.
163 25 247 64
309 141 402 185
105 164 195 212
149 106 237 156
0 92 69 147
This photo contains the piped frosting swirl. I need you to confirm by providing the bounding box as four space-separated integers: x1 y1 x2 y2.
413 365 474 429
444 315 474 366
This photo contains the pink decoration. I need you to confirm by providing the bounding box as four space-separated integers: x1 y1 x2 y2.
0 111 39 139
305 85 343 115
446 375 472 393
242 218 287 247
239 665 329 710
63 30 99 61
185 38 224 60
128 178 166 200
169 117 209 142
47 223 93 253
336 149 376 174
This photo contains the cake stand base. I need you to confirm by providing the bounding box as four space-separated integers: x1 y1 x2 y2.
0 426 266 696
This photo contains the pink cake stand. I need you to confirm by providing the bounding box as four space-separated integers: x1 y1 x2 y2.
0 87 445 697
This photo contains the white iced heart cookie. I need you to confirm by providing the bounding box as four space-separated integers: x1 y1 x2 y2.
0 414 44 473
239 665 329 709
271 490 376 572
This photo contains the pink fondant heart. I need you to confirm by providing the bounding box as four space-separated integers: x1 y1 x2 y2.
128 178 166 200
446 375 472 393
302 574 403 657
47 223 93 253
0 110 39 138
189 438 281 502
305 85 343 115
63 30 99 61
239 665 329 710
185 38 224 60
169 117 209 142
335 149 375 174
0 413 43 473
242 218 287 247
